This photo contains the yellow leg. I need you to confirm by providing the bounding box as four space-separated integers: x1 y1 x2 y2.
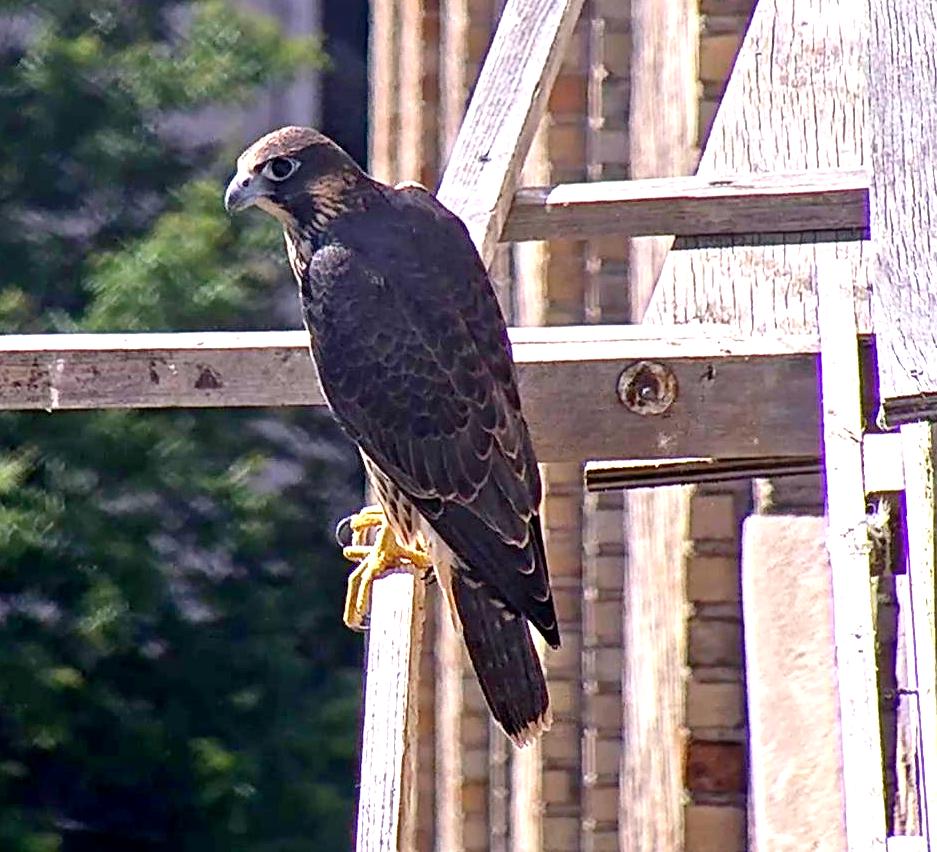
341 506 432 630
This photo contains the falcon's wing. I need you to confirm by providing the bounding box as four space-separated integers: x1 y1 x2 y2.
309 185 557 645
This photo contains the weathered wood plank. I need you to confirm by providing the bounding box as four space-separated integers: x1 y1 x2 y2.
647 0 870 335
356 574 426 851
869 0 937 426
0 329 876 465
644 2 873 845
817 258 887 850
435 0 586 264
898 422 937 846
503 168 869 242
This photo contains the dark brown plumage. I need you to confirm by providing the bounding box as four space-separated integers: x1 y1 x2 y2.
225 126 559 744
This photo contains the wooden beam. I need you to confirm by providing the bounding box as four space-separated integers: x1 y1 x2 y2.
435 0 586 264
869 0 937 426
503 168 869 242
0 328 876 465
355 574 426 851
584 455 822 491
817 258 887 850
899 422 937 847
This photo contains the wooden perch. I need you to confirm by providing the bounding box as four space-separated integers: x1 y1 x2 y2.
503 168 869 242
0 327 877 466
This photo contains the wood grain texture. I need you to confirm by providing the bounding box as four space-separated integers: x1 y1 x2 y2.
503 168 869 242
869 1 937 425
641 2 873 847
355 574 426 851
817 257 887 850
647 0 870 336
618 2 698 848
898 422 937 847
0 328 874 465
434 0 586 264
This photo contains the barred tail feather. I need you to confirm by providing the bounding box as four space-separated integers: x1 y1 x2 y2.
451 571 551 746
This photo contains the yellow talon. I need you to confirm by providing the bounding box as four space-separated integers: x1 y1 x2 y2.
340 506 432 631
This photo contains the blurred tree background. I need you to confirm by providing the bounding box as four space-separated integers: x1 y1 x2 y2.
0 2 363 849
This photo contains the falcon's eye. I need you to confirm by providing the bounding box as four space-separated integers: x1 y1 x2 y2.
262 156 300 181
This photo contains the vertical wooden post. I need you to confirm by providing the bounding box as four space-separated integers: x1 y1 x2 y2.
816 257 887 850
899 423 937 847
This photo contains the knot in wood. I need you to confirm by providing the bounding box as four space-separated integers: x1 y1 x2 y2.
617 361 677 415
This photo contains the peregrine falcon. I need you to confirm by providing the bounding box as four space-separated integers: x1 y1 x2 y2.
225 127 558 745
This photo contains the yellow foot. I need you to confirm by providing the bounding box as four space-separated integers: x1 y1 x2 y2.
340 506 432 631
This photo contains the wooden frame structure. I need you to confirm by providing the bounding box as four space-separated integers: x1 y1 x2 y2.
2 0 936 849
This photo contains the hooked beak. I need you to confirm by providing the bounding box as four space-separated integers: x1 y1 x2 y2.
224 170 264 213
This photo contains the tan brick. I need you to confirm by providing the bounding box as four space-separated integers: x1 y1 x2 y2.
585 693 621 729
462 746 489 781
547 633 581 675
699 32 744 83
463 814 489 850
689 494 738 540
587 506 625 547
559 28 589 73
542 769 573 803
686 679 745 730
554 588 583 623
593 737 621 776
686 555 739 602
700 0 755 14
590 553 624 591
589 831 621 852
686 740 746 793
543 492 581 532
549 73 587 114
688 618 742 668
547 122 587 170
590 600 622 643
541 721 580 764
601 31 632 76
684 805 746 852
461 780 487 812
549 679 577 716
591 647 622 682
543 816 580 851
585 784 620 822
461 712 489 747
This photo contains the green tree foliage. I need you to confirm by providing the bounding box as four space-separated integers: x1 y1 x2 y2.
0 3 361 849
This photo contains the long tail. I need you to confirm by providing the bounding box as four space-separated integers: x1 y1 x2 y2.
450 571 551 746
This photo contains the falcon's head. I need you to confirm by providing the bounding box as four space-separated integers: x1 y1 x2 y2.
224 126 365 230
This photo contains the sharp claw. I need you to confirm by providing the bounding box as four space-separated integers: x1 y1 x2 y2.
335 515 354 547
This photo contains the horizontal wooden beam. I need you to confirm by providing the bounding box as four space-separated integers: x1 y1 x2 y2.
0 327 874 465
584 455 822 491
502 168 869 242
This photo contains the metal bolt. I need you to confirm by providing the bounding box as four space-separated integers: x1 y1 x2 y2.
616 361 678 415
